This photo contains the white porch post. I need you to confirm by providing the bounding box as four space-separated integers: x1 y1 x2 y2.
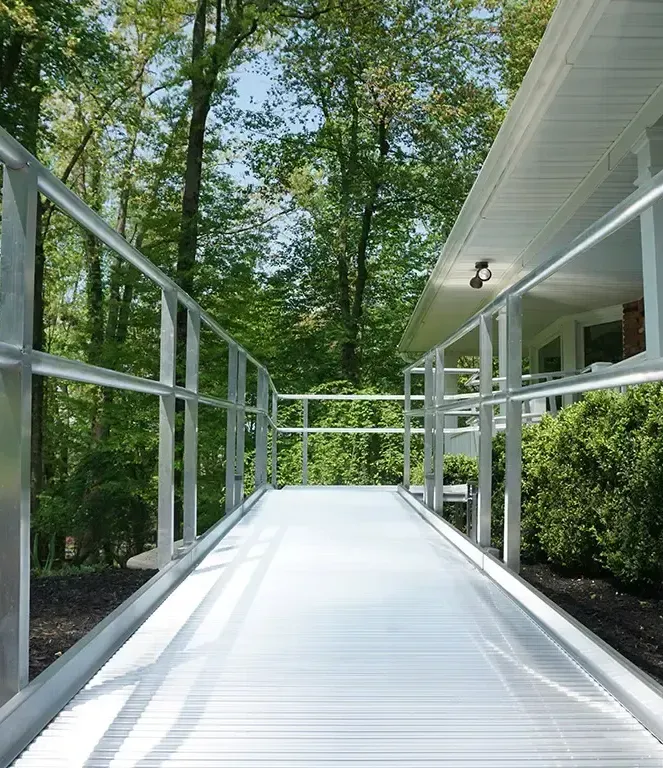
634 128 663 359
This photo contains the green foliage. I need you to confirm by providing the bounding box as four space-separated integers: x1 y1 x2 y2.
248 0 501 385
490 385 663 586
493 0 558 100
276 382 410 486
37 443 156 568
0 0 544 575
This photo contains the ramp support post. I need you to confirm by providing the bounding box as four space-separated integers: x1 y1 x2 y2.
183 307 200 547
478 311 493 548
434 348 445 514
504 295 523 572
403 370 411 488
225 343 238 513
0 163 37 704
302 397 309 484
423 353 434 507
234 350 247 504
157 288 177 569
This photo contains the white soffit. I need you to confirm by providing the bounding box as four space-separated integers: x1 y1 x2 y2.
400 0 663 355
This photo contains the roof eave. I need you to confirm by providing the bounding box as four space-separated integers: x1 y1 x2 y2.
398 0 609 354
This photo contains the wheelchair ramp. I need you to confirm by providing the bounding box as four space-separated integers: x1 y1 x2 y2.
13 487 663 766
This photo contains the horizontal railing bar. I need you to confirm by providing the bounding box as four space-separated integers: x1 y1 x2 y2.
403 163 663 374
0 127 269 381
279 426 477 435
411 367 480 375
406 408 480 417
278 393 425 401
32 351 171 395
465 371 582 387
439 396 482 411
512 168 663 299
509 358 663 402
279 427 421 434
27 349 277 414
498 371 581 383
27 351 274 411
0 341 23 365
197 393 234 410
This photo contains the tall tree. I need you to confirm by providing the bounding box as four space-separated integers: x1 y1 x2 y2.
251 0 500 384
493 0 557 99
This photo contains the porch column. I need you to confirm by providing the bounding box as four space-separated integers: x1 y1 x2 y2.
634 128 663 359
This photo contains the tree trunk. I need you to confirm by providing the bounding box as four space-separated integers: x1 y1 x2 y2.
339 113 387 385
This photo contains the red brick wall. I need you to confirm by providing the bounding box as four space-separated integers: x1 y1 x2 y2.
623 298 645 359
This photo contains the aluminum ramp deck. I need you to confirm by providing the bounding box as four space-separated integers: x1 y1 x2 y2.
13 487 663 767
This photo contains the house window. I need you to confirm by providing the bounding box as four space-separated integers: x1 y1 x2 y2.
583 321 623 367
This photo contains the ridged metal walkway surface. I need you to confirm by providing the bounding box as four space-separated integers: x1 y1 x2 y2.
13 487 663 766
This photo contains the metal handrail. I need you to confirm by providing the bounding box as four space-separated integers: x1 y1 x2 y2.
0 129 279 706
403 162 663 371
0 126 271 384
403 141 663 575
278 393 425 401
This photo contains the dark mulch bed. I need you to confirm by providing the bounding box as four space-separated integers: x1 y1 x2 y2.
30 569 156 680
522 563 663 685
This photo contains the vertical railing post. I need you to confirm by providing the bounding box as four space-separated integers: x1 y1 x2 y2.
504 295 523 571
157 289 177 569
0 163 37 705
271 391 278 487
423 352 434 507
255 368 268 486
182 308 200 548
234 349 247 505
403 370 411 489
434 348 445 514
224 343 238 513
302 397 309 485
478 312 493 548
498 307 507 421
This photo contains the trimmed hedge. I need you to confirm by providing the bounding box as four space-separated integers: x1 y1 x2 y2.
485 385 663 586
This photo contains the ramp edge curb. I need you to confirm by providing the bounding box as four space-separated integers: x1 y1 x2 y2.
397 484 663 744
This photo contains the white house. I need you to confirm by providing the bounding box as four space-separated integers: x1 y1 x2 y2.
399 0 663 386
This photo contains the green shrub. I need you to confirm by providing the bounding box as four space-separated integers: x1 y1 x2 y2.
490 426 544 562
595 384 663 585
488 384 663 586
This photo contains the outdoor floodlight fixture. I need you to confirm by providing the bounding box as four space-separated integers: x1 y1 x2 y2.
470 261 492 289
